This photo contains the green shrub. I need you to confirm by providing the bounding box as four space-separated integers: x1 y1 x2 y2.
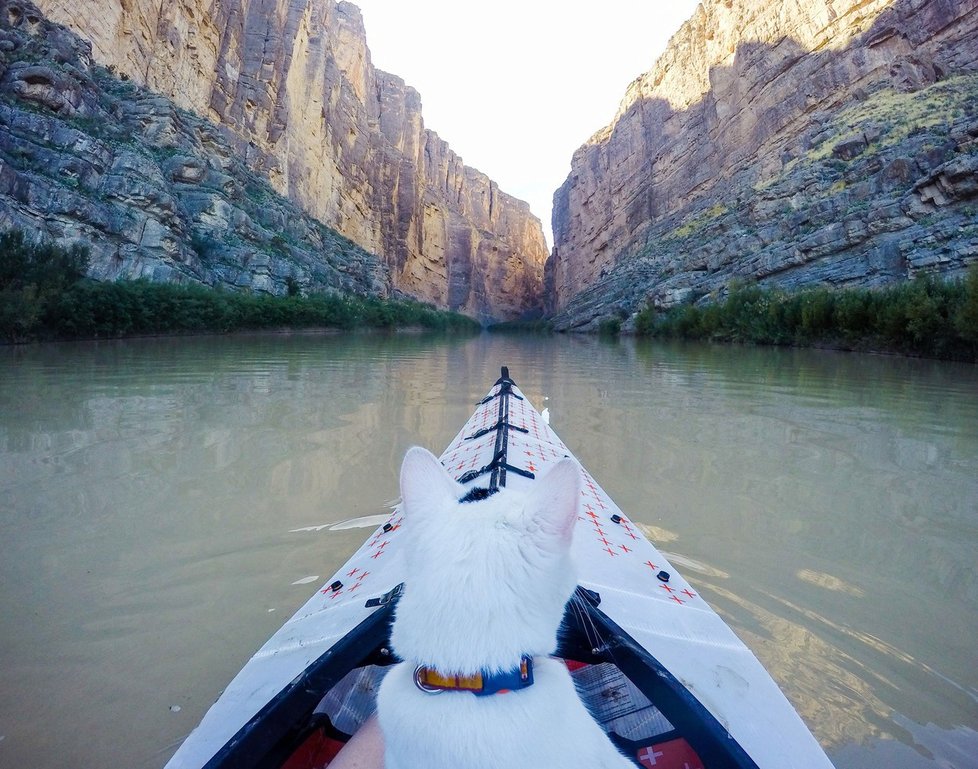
0 230 89 293
954 263 978 343
833 290 875 339
633 305 656 336
0 286 42 341
0 228 479 342
634 270 978 361
799 288 835 339
0 230 89 341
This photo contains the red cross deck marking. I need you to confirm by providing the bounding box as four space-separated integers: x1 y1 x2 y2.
637 738 704 769
682 589 697 599
638 746 664 767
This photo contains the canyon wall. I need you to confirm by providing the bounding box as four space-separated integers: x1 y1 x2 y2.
1 0 387 298
24 0 547 320
550 0 978 329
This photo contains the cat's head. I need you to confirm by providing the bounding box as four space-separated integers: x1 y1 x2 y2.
389 446 581 675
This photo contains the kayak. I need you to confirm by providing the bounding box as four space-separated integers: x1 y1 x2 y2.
165 368 833 769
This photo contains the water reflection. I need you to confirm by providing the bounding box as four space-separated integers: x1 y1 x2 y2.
534 338 978 765
796 569 866 598
1 334 976 769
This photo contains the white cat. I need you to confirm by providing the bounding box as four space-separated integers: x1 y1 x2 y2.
376 446 634 769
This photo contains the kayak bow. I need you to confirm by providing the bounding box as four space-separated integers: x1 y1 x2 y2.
166 368 833 769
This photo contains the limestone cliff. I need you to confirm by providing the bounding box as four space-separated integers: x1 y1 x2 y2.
0 0 386 297
550 0 978 330
24 0 548 320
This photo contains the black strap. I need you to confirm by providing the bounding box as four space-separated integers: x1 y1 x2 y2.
459 367 534 493
457 450 535 485
466 420 529 440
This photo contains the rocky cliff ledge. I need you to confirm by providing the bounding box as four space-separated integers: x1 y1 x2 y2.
1 1 389 297
550 0 978 330
18 0 548 321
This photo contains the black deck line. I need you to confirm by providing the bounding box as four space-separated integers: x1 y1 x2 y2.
490 366 516 491
456 367 535 490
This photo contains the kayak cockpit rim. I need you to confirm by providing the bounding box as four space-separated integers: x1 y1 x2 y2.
203 583 759 769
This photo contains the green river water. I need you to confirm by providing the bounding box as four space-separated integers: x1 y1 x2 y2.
1 332 976 768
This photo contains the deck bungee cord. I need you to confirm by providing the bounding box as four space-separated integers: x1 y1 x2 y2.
459 366 535 493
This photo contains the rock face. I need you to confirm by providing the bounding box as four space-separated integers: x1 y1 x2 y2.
20 0 548 320
550 0 978 330
0 0 386 296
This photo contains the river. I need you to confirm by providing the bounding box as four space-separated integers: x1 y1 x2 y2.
1 332 976 769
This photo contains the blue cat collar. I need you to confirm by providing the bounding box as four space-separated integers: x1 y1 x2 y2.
414 655 534 696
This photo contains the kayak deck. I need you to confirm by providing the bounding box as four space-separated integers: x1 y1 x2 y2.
264 588 748 769
166 369 832 769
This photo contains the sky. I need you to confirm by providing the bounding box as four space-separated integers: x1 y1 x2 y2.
350 1 701 249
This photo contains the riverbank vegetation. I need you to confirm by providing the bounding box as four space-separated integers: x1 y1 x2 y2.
633 268 978 362
0 230 479 343
486 318 553 333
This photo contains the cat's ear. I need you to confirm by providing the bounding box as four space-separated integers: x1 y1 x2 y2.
399 446 460 521
524 457 581 553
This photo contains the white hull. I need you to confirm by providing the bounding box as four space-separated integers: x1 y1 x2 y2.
166 370 832 769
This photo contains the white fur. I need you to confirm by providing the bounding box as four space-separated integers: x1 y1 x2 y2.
377 447 633 769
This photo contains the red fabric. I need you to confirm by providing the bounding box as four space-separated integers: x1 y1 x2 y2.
562 658 590 672
280 728 346 769
636 738 704 769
